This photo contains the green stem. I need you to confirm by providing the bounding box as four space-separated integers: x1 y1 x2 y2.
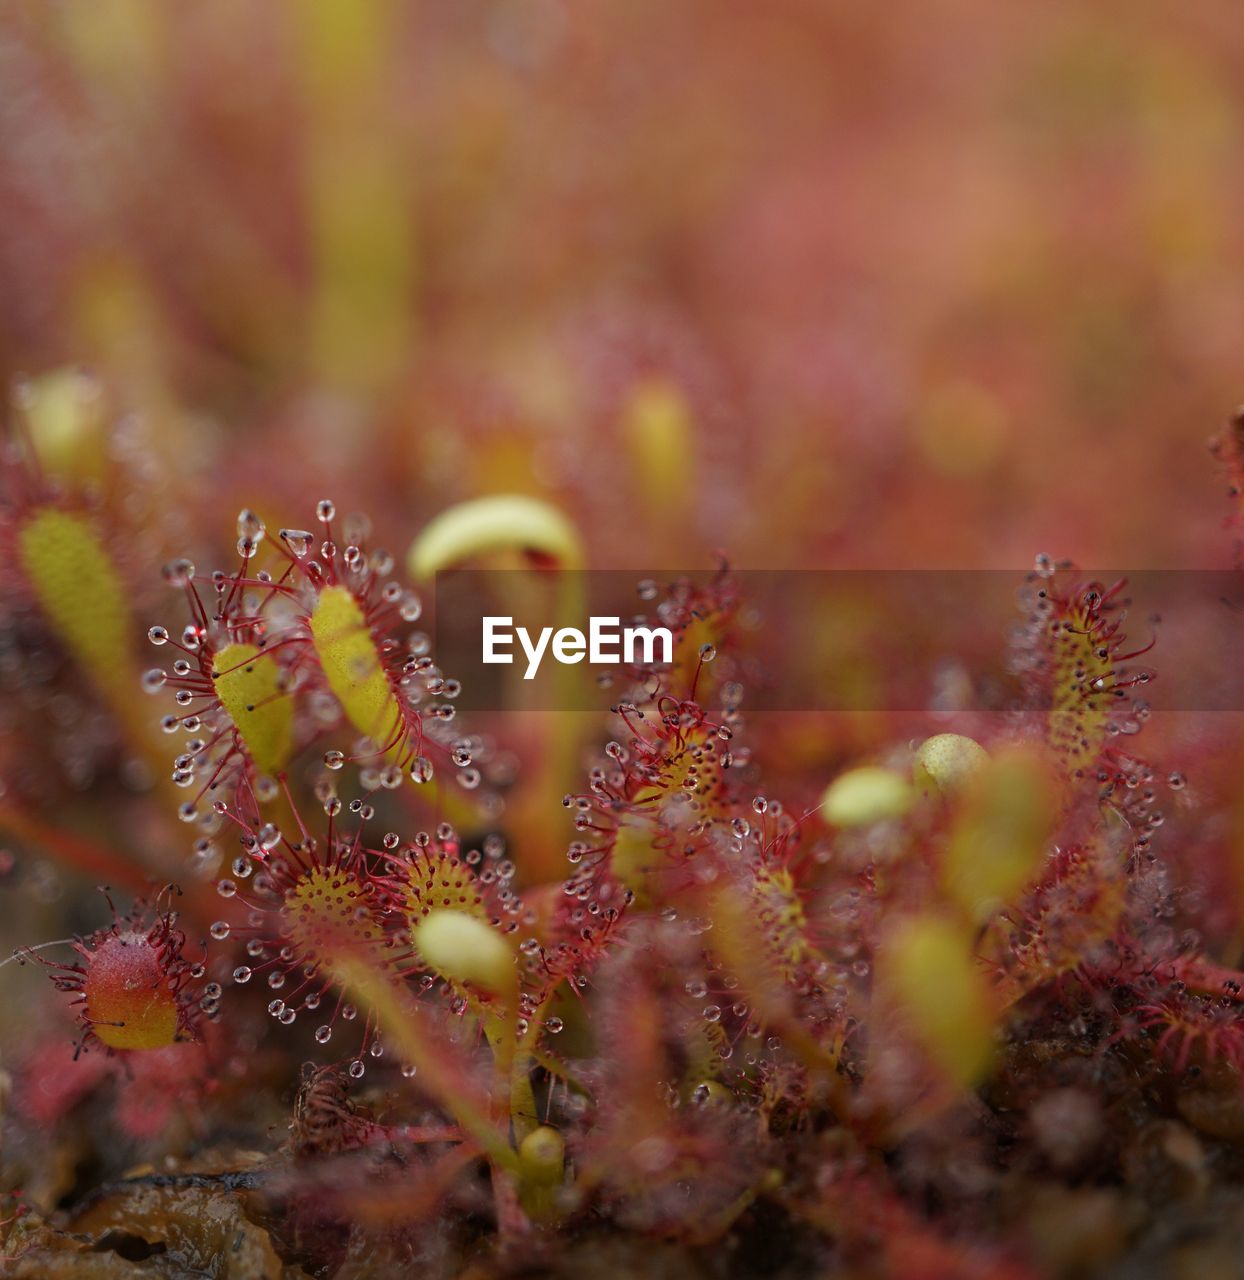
331 953 518 1173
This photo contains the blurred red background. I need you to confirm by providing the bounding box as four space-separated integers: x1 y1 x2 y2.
1 0 1240 573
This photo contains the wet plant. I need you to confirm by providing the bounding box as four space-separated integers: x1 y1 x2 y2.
3 448 1244 1280
12 886 206 1055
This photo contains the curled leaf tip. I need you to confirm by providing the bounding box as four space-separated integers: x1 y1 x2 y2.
413 908 516 997
913 733 989 796
821 765 914 827
407 494 585 581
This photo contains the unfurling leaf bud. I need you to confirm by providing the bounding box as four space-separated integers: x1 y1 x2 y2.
821 765 914 827
413 909 515 997
913 733 989 796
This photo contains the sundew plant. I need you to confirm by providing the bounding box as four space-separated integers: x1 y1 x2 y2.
0 402 1242 1278
3 5 1244 1279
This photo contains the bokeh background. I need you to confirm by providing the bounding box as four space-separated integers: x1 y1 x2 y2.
4 11 1244 1270
2 0 1241 572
